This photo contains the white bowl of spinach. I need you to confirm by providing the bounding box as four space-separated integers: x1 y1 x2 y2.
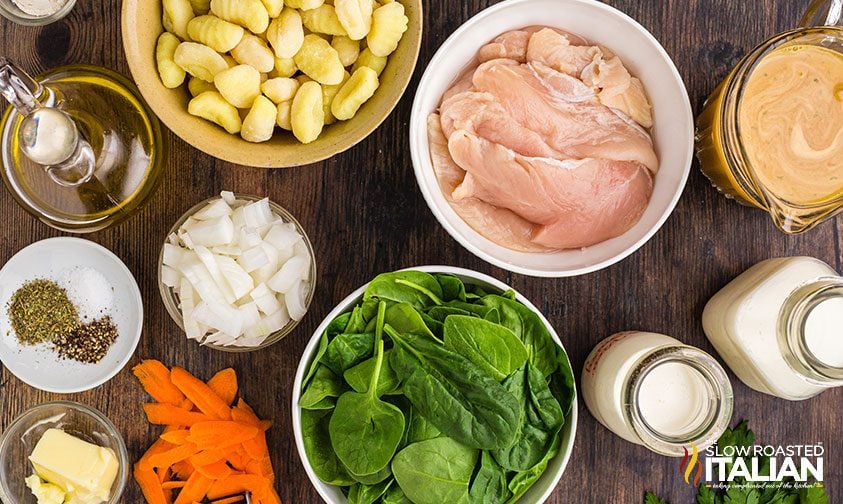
292 266 577 504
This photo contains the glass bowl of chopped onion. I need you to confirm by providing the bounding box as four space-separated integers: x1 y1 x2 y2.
157 192 317 352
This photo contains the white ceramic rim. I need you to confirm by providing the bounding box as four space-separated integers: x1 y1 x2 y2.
291 265 579 504
409 0 694 278
0 237 144 393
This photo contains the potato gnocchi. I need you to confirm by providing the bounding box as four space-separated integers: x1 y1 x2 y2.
157 0 410 144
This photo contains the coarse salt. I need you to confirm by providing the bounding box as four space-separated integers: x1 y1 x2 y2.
59 267 114 322
11 0 68 17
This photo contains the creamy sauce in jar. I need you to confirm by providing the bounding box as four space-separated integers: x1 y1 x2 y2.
739 44 843 204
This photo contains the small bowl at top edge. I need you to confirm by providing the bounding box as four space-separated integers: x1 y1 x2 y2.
0 0 76 26
158 194 317 352
409 0 694 278
121 0 423 168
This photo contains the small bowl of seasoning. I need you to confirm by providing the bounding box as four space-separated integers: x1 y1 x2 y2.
0 401 129 504
0 0 75 25
0 237 143 393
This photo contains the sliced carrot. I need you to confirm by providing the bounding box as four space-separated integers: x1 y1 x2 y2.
162 480 187 490
189 448 227 467
206 474 268 500
227 451 248 472
232 399 260 426
171 367 232 420
160 429 191 445
135 463 168 504
139 438 177 471
210 496 245 504
173 471 213 504
171 460 195 480
158 467 172 484
144 403 214 427
258 485 282 504
207 368 238 406
196 459 234 480
148 443 200 469
245 457 274 482
242 430 269 461
188 421 259 449
133 360 186 405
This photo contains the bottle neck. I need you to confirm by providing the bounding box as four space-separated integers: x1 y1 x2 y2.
623 346 734 457
778 277 843 385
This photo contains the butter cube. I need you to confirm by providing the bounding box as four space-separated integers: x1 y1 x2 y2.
25 474 65 504
28 429 119 503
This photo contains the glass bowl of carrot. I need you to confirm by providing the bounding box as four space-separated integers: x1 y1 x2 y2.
0 401 129 504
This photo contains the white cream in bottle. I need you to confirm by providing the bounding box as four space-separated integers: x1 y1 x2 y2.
582 331 733 456
703 257 843 400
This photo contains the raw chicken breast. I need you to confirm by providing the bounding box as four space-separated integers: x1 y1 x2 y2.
428 115 547 252
448 131 653 249
428 27 658 251
526 28 601 76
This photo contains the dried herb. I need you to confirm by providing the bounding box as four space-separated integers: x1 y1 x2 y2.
7 279 78 344
52 316 118 364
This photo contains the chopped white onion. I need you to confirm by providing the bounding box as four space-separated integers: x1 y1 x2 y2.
166 191 313 347
193 198 232 220
161 265 180 288
238 245 270 273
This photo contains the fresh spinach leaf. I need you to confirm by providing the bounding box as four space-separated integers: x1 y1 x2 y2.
382 485 411 504
392 437 478 504
321 332 375 375
506 432 561 504
420 311 444 338
388 327 521 450
470 451 511 504
549 346 576 416
446 300 499 321
444 315 528 381
349 464 392 485
364 271 444 309
344 349 402 396
348 479 394 504
303 312 352 388
305 397 336 410
435 273 467 302
346 306 369 334
301 409 355 486
329 340 405 476
427 305 472 322
383 302 439 340
407 408 442 444
481 295 558 377
493 361 564 471
300 365 345 410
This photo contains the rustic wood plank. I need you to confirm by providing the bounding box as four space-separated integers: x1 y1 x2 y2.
1 0 840 503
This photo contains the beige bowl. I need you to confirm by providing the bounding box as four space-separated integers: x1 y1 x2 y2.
121 1 423 168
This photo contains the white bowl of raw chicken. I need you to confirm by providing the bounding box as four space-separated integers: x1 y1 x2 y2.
410 0 693 277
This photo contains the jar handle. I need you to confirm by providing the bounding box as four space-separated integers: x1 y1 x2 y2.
800 0 843 27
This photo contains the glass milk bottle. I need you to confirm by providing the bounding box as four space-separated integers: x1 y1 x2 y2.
582 331 733 456
703 257 843 400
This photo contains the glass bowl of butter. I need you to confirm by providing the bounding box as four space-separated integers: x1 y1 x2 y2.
0 401 129 504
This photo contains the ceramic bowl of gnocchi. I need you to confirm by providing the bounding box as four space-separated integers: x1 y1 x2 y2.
122 0 422 167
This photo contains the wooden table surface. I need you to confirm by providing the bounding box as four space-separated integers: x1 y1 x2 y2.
1 0 840 502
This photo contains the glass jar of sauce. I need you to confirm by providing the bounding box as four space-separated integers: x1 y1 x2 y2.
703 257 843 400
581 331 733 457
696 0 843 233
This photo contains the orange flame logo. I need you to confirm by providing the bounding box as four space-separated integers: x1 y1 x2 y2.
679 443 703 486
